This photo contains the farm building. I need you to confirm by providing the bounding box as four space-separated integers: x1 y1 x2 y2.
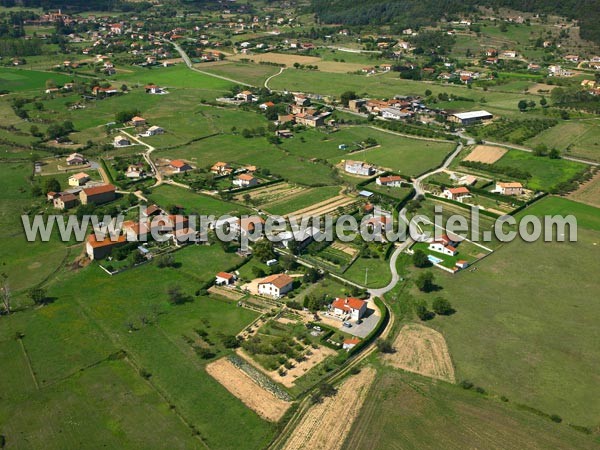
257 273 294 298
449 110 493 125
331 297 367 321
80 184 116 205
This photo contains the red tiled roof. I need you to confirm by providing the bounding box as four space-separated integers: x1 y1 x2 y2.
170 160 189 169
87 234 126 248
332 297 365 312
82 184 115 196
216 272 234 280
259 273 293 289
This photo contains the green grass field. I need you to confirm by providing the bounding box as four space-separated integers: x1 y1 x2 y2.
0 68 72 92
344 368 599 450
526 120 600 162
400 196 600 426
199 61 280 86
148 184 250 216
0 244 275 449
492 150 588 191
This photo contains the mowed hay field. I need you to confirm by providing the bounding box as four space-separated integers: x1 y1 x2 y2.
343 370 599 450
463 145 507 164
408 197 600 426
383 323 455 383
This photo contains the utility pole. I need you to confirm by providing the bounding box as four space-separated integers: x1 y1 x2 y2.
365 267 368 286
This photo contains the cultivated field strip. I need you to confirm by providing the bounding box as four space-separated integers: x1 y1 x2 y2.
282 367 376 450
286 195 356 218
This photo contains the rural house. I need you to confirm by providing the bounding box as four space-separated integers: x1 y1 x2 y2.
215 272 236 285
233 173 258 188
130 116 146 127
211 161 232 175
86 234 127 260
496 182 524 196
331 297 367 321
68 172 90 186
343 337 361 351
345 160 375 176
443 186 470 201
53 193 79 210
66 152 87 165
80 184 116 205
169 160 192 173
428 234 459 256
113 135 131 147
257 273 294 298
376 175 405 187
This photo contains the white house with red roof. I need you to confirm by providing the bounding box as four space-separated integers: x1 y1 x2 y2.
428 234 459 256
331 297 367 321
343 337 361 351
215 272 236 285
169 160 192 173
443 186 470 201
233 173 258 187
257 273 294 298
376 175 405 187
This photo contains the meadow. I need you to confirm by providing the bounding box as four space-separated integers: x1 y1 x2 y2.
526 120 600 162
0 244 276 449
402 196 600 426
492 149 588 191
345 368 599 450
0 67 72 92
148 184 251 216
200 61 281 86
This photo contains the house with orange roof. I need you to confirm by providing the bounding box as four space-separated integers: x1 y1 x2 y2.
68 172 90 187
130 116 146 127
53 192 79 210
443 186 470 201
210 161 232 175
495 181 524 196
428 234 459 256
343 337 361 350
233 173 258 188
79 184 116 205
257 273 294 298
376 175 405 187
331 297 367 321
169 159 192 173
215 272 236 285
86 234 127 260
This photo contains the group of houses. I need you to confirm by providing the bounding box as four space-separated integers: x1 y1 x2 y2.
48 183 116 210
348 95 432 122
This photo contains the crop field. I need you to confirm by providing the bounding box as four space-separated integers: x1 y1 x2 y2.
262 186 340 216
233 182 306 205
228 53 365 74
404 199 600 426
492 149 588 191
526 120 600 162
568 171 600 208
148 184 251 216
344 369 599 450
463 145 507 164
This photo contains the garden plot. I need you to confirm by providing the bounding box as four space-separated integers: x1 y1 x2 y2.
463 145 507 164
383 323 455 383
286 195 357 218
206 357 291 422
236 182 308 206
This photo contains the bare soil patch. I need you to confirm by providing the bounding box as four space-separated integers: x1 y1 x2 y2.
207 286 244 301
331 242 359 257
283 367 377 450
206 357 291 422
383 323 455 383
230 52 321 66
463 145 507 164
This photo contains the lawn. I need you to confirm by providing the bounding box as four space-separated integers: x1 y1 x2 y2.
492 150 588 191
342 249 392 288
148 184 251 216
344 368 599 450
516 196 600 232
402 209 600 425
199 61 280 86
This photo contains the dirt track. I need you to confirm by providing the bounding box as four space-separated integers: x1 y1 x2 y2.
383 323 455 383
206 358 291 422
283 367 376 450
463 145 507 164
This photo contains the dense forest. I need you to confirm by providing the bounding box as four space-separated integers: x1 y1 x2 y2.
312 0 600 44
